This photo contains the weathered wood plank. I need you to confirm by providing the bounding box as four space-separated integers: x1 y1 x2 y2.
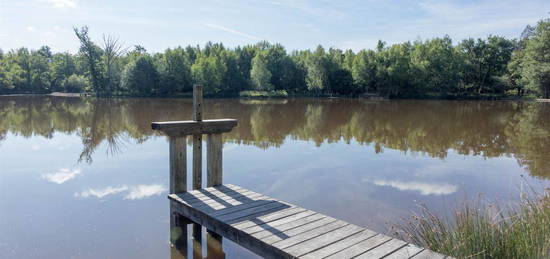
325 234 392 259
384 244 425 259
300 229 378 259
271 220 348 249
207 133 223 187
252 213 326 240
211 199 278 217
217 201 289 222
169 136 186 193
354 238 408 259
152 119 238 137
412 249 448 259
234 208 311 232
283 224 364 257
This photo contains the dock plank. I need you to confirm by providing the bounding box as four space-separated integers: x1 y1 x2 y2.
300 229 377 259
354 238 408 259
283 224 364 256
168 184 450 259
412 249 448 259
384 244 424 258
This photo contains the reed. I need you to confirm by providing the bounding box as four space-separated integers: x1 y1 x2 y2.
394 192 550 258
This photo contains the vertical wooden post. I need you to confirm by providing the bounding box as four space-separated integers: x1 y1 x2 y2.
169 136 186 193
193 85 203 121
170 203 189 259
207 133 223 187
206 231 225 259
192 85 203 190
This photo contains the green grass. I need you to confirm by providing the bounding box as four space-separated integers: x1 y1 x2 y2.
394 192 550 258
239 90 288 98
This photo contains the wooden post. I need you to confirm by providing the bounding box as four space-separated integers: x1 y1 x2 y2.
192 85 203 190
169 136 186 193
170 203 189 259
193 85 203 121
207 133 223 187
206 231 225 259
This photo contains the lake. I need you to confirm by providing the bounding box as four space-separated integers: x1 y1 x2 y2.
0 96 549 258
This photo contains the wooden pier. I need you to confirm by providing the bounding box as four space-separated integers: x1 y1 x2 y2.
152 85 449 258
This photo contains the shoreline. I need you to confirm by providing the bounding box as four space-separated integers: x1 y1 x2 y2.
0 92 543 101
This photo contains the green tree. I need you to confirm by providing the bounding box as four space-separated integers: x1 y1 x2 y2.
521 19 550 98
250 52 273 91
305 46 329 94
121 55 159 95
191 55 226 95
74 26 104 96
156 47 192 95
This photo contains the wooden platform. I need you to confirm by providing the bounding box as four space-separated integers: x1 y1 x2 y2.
169 184 448 259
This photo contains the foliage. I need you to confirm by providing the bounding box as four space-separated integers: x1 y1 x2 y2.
1 18 550 98
120 55 159 95
395 191 550 258
250 52 273 91
239 90 288 98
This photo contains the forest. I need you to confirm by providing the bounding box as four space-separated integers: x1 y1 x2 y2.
0 18 549 98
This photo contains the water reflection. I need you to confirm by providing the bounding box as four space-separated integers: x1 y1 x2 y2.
0 96 549 179
169 205 226 259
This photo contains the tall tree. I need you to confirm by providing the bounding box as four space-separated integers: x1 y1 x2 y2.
74 26 104 96
250 52 273 91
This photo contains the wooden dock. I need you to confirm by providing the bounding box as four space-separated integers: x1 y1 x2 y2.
153 85 450 258
169 184 447 258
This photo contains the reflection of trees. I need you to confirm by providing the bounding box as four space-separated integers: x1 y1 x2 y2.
0 96 548 179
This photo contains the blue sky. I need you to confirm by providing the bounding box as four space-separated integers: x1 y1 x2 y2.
1 0 549 53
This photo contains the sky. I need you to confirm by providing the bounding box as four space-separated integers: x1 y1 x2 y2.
1 0 549 53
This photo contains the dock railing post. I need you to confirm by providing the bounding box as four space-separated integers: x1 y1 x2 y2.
192 85 203 190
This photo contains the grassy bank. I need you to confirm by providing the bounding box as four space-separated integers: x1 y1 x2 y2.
394 193 550 258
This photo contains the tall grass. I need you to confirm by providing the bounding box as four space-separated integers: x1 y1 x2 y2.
394 192 550 258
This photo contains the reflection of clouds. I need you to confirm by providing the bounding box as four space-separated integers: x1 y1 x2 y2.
76 186 128 198
373 179 458 196
42 168 81 184
124 184 166 200
75 184 166 200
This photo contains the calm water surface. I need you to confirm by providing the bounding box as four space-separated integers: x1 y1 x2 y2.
1 96 549 258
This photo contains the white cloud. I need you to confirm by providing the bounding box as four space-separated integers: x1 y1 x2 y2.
26 26 35 32
75 184 166 200
76 185 128 198
204 23 263 41
42 0 76 8
373 179 458 196
31 145 40 151
42 168 81 184
124 184 166 200
53 25 61 30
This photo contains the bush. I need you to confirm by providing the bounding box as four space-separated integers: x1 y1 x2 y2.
63 74 90 93
239 90 288 98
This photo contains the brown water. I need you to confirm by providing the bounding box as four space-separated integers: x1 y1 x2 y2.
0 96 549 258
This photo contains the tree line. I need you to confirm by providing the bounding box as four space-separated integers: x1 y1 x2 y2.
1 18 549 98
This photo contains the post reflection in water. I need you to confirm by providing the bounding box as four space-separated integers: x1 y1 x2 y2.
170 204 225 259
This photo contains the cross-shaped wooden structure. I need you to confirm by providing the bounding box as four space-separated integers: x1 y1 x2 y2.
152 85 238 193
